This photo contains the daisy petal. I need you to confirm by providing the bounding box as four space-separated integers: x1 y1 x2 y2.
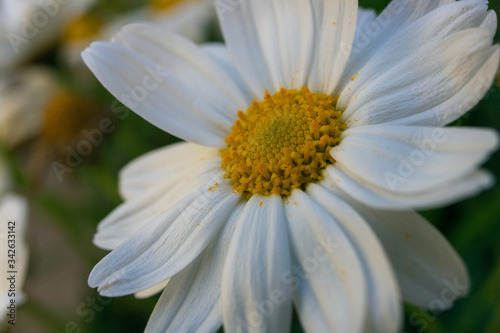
353 8 376 48
94 158 221 250
145 203 244 333
332 125 498 194
307 0 358 95
82 24 247 146
480 10 498 38
323 166 494 210
339 0 449 92
338 1 497 126
345 201 469 310
135 279 170 299
216 0 315 97
291 271 330 332
119 142 218 200
222 195 292 333
111 23 249 112
286 190 367 333
307 184 401 333
201 43 254 106
88 168 240 296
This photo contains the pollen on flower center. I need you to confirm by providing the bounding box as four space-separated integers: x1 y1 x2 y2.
221 87 345 197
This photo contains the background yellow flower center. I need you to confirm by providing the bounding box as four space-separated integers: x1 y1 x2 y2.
63 14 102 42
42 91 99 145
221 87 345 197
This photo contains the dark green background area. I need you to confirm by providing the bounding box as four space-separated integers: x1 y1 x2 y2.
9 0 500 332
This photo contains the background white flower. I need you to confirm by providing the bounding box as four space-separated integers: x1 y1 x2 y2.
0 0 95 72
0 159 29 323
60 0 216 70
0 66 58 148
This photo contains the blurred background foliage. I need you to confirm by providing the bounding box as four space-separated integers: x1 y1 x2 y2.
3 0 500 332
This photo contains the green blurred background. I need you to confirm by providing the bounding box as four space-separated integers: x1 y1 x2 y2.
4 0 500 332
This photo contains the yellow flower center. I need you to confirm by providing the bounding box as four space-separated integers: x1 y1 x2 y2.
149 0 185 12
221 87 345 197
41 91 99 145
63 14 102 42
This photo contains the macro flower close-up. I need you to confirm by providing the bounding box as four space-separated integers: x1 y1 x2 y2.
79 0 500 332
1 0 500 332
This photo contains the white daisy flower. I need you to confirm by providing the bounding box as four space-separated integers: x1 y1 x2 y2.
0 160 29 323
83 0 499 332
0 0 94 71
